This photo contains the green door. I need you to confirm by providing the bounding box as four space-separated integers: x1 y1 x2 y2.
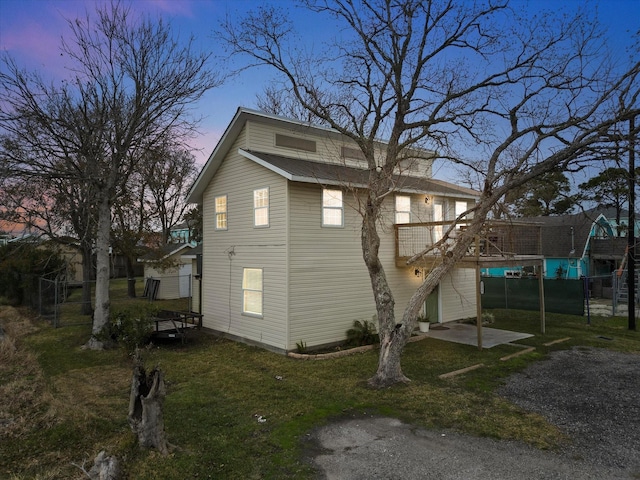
425 284 439 323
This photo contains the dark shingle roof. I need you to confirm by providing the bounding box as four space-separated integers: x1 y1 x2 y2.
242 150 479 199
521 211 613 258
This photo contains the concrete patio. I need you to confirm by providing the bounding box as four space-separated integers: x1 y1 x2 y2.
427 322 534 348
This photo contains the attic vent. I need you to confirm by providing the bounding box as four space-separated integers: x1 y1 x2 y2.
341 146 366 161
275 134 316 152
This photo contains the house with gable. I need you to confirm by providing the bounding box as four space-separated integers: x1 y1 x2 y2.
186 107 483 353
482 210 618 280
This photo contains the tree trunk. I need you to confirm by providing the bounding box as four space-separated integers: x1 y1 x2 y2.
361 193 412 388
80 246 94 316
125 255 136 298
85 194 111 350
368 327 410 388
128 354 169 455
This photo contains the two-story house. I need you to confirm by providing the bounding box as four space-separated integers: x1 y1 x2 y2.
186 108 481 353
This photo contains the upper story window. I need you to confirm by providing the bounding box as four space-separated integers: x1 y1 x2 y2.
254 188 269 227
215 195 227 230
395 195 411 224
242 268 263 316
322 189 343 227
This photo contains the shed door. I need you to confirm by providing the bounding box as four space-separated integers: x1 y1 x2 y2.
179 264 192 298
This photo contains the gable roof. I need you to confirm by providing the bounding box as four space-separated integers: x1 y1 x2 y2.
138 243 192 262
520 211 614 258
187 107 479 203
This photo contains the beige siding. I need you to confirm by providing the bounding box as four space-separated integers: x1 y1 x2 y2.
288 183 373 349
288 186 477 349
439 268 477 322
246 119 341 164
201 126 289 350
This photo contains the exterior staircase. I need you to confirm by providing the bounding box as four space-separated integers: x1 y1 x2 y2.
613 261 640 314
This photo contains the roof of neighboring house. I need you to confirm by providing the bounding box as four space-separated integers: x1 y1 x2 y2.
240 150 479 198
138 243 192 262
187 107 479 203
181 244 202 258
520 211 614 258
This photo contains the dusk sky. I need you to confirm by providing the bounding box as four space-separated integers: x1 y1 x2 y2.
1 0 639 182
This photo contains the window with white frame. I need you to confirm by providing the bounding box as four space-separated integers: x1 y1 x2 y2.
215 195 227 230
395 195 411 224
254 188 269 227
242 268 263 316
455 200 467 219
322 189 343 227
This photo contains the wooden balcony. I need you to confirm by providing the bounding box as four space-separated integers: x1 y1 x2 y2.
395 220 543 269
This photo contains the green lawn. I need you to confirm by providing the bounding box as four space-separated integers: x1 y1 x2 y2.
1 280 638 479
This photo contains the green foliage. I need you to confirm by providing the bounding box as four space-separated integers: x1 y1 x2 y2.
577 167 640 230
99 304 160 353
346 318 378 346
508 170 577 217
0 242 66 305
417 313 430 324
295 340 307 353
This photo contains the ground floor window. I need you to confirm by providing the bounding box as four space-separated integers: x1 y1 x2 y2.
242 268 263 316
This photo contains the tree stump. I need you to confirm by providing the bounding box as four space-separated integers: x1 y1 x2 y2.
127 354 169 455
87 450 120 480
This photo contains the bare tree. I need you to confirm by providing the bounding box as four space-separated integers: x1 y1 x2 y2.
222 0 640 387
144 142 199 244
0 1 220 349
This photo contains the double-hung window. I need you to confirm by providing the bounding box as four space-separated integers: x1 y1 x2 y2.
254 188 269 227
455 200 467 219
215 195 227 230
242 268 263 316
395 195 411 224
322 189 343 227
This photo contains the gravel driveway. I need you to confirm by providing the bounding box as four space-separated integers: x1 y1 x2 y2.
309 347 640 479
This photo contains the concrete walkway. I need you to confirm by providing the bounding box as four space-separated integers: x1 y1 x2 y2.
426 323 533 348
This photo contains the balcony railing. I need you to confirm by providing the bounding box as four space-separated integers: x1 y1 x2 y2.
395 220 542 268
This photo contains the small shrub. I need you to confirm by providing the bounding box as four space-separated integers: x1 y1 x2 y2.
346 318 378 347
99 304 160 352
296 340 307 354
481 312 495 325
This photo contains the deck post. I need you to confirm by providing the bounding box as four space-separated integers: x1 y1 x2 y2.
538 260 546 334
476 236 482 350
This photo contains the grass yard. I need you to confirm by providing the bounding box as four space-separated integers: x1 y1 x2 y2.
1 279 639 479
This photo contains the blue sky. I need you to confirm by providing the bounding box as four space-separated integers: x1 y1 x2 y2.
1 0 639 183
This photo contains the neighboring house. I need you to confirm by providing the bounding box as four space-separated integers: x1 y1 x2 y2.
169 222 198 246
139 243 193 300
48 237 85 284
482 211 617 280
186 107 484 353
